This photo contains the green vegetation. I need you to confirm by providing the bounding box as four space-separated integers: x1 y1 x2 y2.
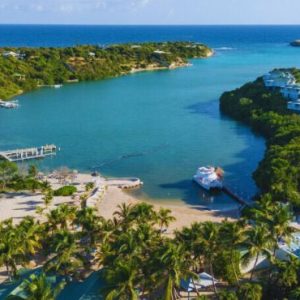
0 196 297 299
220 74 300 209
0 161 45 192
0 42 212 100
53 185 77 197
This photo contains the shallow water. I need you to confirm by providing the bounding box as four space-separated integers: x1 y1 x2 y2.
1 26 300 210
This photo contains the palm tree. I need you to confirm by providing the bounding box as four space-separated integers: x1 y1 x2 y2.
102 259 139 300
152 241 197 300
241 225 273 280
263 202 293 256
220 220 245 285
156 208 175 231
175 222 204 273
199 222 220 295
237 283 263 300
128 203 156 225
46 204 77 231
75 207 103 246
7 272 66 300
45 230 83 277
18 217 42 262
42 189 53 209
0 219 24 280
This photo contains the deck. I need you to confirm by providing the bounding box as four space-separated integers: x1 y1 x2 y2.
0 144 58 162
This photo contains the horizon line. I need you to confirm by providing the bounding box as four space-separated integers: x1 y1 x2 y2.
0 23 300 26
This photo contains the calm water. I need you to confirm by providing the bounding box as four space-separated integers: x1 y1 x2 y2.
1 26 300 210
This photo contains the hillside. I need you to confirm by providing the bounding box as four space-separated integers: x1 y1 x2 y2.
0 42 212 100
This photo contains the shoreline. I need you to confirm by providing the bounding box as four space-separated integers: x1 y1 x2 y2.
2 49 214 102
0 170 238 229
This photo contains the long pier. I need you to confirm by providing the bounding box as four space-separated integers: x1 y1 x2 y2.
0 144 58 162
222 186 250 207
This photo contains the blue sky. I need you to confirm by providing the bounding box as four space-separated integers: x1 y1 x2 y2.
0 0 300 25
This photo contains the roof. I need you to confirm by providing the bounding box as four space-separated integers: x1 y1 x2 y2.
180 272 217 292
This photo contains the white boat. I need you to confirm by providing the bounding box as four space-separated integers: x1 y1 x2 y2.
53 84 63 88
0 100 19 109
193 166 224 190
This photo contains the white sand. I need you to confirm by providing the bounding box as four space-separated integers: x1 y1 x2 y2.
0 172 238 227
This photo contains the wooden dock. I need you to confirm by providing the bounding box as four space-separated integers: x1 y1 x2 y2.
222 186 250 207
0 144 58 162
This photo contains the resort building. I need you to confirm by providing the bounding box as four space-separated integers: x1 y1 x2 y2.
263 70 300 112
263 70 296 88
280 84 300 101
288 100 300 111
2 51 25 59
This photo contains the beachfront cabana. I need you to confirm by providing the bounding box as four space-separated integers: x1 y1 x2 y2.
180 272 217 298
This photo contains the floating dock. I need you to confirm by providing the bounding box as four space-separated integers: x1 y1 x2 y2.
0 144 58 162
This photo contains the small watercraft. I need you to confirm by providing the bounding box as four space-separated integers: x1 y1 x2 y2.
193 166 224 191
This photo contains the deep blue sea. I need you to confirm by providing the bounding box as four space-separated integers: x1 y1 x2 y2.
1 25 300 210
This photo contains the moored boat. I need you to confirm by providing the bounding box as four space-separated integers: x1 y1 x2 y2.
193 166 224 190
0 100 19 109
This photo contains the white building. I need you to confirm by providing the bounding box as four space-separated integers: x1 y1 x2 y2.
2 51 24 59
288 100 300 112
263 70 296 88
280 84 300 101
263 70 300 112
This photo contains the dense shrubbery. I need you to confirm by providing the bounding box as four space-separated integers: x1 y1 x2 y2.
53 185 77 196
220 75 300 209
0 42 211 99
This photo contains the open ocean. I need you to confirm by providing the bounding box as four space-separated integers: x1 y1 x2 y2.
1 25 300 210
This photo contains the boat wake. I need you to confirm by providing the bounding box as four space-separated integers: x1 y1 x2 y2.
214 47 235 51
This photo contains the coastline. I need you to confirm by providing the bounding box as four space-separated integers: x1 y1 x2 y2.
0 42 213 101
0 170 237 229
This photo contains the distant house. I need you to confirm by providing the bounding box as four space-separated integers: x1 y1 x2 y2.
280 84 300 101
2 51 25 59
88 52 96 57
288 100 300 112
131 45 141 49
153 50 167 54
263 70 296 88
263 70 300 112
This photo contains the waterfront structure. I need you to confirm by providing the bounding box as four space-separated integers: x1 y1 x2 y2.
280 84 300 101
2 51 25 59
0 145 57 162
193 166 223 190
263 70 296 88
288 100 300 111
263 70 300 111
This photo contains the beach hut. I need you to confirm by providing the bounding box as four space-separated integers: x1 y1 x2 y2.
180 272 217 299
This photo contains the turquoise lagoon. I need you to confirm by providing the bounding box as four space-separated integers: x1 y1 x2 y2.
1 41 300 210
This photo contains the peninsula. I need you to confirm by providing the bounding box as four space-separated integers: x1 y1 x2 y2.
0 42 212 100
220 68 300 210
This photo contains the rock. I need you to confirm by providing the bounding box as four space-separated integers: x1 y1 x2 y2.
290 40 300 47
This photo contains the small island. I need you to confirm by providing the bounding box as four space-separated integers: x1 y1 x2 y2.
290 40 300 47
0 42 212 100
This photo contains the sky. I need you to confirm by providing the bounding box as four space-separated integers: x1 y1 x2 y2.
0 0 300 25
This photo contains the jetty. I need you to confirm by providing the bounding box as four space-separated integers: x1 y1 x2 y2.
222 186 250 207
0 144 58 162
105 177 143 189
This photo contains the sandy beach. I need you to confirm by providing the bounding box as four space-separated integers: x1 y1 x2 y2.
0 172 238 229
